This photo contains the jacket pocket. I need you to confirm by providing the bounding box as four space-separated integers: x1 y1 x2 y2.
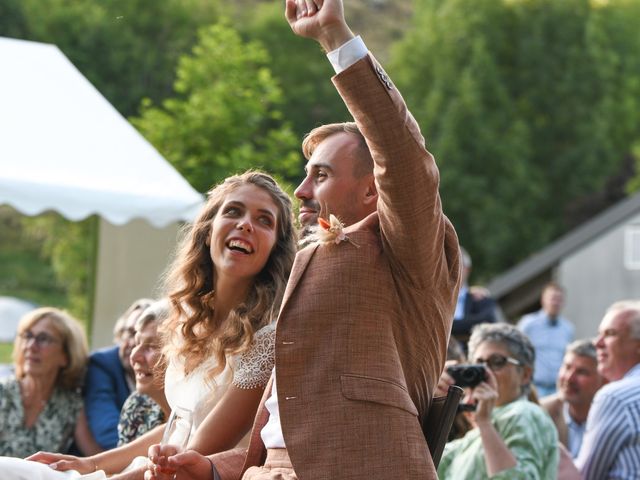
340 374 418 416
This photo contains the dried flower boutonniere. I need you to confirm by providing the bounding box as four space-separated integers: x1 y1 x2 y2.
301 213 359 247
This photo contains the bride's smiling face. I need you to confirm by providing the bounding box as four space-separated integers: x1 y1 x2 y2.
208 184 279 288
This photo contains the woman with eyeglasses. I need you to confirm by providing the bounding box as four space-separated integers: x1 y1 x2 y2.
436 323 559 479
0 307 102 457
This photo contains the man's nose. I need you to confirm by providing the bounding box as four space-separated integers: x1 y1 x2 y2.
294 176 312 200
594 335 605 348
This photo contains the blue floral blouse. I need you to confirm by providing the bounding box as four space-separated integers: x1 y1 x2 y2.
117 392 165 446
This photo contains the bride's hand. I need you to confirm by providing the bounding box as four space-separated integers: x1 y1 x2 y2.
26 451 95 473
146 445 212 480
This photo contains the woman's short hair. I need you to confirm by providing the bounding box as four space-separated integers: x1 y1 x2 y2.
161 170 297 378
13 307 88 390
468 322 535 395
135 299 170 332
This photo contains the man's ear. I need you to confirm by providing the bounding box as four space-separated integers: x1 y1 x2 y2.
362 176 378 206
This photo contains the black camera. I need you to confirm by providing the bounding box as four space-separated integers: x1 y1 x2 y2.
446 364 487 388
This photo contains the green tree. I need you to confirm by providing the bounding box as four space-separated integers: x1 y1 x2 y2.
390 0 640 278
234 2 350 143
7 0 219 117
20 214 97 323
0 1 219 325
132 21 300 192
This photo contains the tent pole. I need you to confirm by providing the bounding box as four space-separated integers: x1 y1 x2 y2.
86 215 100 347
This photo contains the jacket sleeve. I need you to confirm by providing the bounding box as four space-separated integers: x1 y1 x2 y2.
332 54 460 294
83 353 126 449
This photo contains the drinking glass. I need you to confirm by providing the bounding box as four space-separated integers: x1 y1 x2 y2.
158 406 193 475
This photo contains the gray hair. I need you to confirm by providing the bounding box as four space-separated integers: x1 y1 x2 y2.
606 300 640 339
135 299 170 332
565 338 597 361
468 323 535 395
113 298 154 340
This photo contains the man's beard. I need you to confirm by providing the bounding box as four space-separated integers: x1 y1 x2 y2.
299 223 317 240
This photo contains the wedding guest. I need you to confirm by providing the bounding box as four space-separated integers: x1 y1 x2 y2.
117 300 170 446
575 301 640 479
437 323 559 479
0 307 101 457
518 283 575 397
85 298 153 449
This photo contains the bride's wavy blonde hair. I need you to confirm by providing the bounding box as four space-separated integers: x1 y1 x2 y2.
160 171 296 379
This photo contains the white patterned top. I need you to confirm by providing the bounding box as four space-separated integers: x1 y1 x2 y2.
234 322 275 389
165 322 275 430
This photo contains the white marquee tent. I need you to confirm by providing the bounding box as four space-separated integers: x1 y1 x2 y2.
0 37 204 346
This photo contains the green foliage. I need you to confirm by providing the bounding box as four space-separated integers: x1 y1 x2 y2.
132 21 300 192
8 0 219 117
234 2 350 143
0 343 12 364
0 0 29 38
20 214 96 324
390 0 640 278
0 207 92 328
0 207 66 307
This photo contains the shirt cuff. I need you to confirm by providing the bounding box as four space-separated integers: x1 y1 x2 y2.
327 36 368 74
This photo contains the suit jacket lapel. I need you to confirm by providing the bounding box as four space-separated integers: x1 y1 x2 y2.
278 243 318 314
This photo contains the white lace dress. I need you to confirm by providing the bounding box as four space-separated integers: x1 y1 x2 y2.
164 322 275 440
0 324 275 480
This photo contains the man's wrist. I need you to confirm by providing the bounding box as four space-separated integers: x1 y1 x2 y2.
317 25 355 52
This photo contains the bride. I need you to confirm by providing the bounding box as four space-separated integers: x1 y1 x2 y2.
2 171 296 480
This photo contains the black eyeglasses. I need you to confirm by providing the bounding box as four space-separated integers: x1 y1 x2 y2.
473 354 521 371
19 331 61 348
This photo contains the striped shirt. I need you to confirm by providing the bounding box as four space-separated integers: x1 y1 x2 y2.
575 363 640 479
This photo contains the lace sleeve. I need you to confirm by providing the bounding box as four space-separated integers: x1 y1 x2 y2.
233 323 275 389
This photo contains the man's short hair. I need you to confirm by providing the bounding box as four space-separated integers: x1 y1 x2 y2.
302 122 373 178
565 338 597 362
606 300 640 339
542 281 564 295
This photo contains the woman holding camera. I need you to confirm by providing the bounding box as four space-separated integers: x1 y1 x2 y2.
437 323 558 479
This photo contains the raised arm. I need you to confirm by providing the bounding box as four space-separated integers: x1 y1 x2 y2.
287 0 459 290
285 0 353 52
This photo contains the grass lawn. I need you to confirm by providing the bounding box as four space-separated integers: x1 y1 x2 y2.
0 342 13 364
